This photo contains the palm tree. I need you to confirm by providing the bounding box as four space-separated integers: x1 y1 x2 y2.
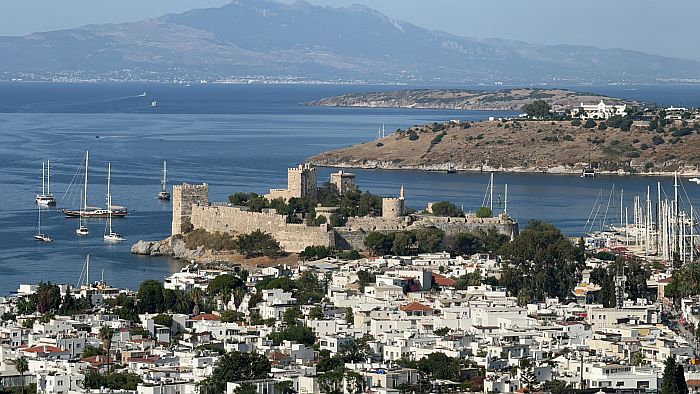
10 356 29 394
98 326 115 373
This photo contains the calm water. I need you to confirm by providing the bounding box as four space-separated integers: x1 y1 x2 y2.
0 83 698 296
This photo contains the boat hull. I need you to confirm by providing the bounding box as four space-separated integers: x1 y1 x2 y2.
63 209 128 218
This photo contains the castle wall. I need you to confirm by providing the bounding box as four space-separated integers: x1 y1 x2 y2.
189 205 334 253
172 183 209 236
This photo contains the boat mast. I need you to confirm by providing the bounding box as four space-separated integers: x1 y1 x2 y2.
504 184 508 215
84 151 89 213
41 161 46 196
490 173 494 211
47 159 51 195
107 163 112 234
162 161 167 192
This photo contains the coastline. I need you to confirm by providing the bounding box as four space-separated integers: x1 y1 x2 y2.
308 160 700 178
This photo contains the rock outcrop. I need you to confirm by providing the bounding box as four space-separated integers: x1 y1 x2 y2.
131 237 205 260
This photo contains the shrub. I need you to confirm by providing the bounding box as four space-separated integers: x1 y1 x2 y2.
571 119 582 126
598 122 608 130
563 135 574 141
583 119 597 129
475 206 493 218
375 142 384 147
431 201 463 217
235 230 283 258
408 131 419 141
652 135 665 145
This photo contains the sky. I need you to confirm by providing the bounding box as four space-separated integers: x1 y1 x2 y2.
1 0 698 61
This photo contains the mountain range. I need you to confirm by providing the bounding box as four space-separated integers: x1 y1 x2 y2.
1 0 698 84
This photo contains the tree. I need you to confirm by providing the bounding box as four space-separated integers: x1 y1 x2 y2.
137 280 165 313
444 233 482 256
234 383 257 394
519 357 537 392
364 232 392 256
309 306 324 320
208 274 245 296
475 206 493 218
431 201 463 217
499 221 584 303
345 370 367 393
391 232 415 256
200 351 271 393
35 283 61 314
413 227 444 253
82 370 142 391
521 100 552 118
98 326 115 371
541 380 568 394
455 269 483 289
269 325 316 346
283 307 303 326
345 307 354 324
319 367 346 394
434 327 450 336
662 356 679 394
235 230 283 258
9 356 29 394
220 310 245 323
676 363 688 394
583 119 597 129
82 344 106 358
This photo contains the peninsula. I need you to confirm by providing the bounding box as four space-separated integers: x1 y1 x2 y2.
307 117 700 175
303 88 639 111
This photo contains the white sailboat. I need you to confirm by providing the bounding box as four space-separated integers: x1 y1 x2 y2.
103 163 125 242
35 160 56 206
158 161 171 200
76 189 89 236
34 204 52 242
63 151 127 218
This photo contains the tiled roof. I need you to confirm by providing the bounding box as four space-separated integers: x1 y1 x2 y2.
400 302 433 312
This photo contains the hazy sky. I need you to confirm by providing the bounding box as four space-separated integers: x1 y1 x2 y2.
2 0 698 61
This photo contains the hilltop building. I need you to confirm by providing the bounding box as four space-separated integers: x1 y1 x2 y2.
574 100 627 120
329 170 356 195
171 166 518 253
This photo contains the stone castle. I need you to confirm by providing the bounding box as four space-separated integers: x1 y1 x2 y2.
172 165 518 253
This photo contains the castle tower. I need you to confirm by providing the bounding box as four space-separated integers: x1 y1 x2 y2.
172 183 209 236
330 170 357 196
382 186 405 219
287 163 317 199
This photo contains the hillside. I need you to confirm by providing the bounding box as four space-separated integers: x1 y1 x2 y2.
308 120 700 175
304 88 640 111
0 0 699 83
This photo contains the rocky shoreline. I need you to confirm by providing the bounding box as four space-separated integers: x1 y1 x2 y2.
308 159 700 177
131 237 205 261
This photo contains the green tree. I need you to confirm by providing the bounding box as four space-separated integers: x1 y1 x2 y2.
137 280 165 313
583 119 597 129
364 232 392 256
662 356 679 394
82 370 142 391
431 201 463 217
345 307 354 324
208 274 245 296
82 344 105 358
283 307 303 326
413 227 444 253
455 269 483 289
98 326 114 371
499 221 584 303
9 356 29 394
541 380 568 394
309 306 324 320
676 363 688 394
234 383 257 394
444 233 483 256
236 230 283 258
475 206 493 218
153 314 173 331
391 232 415 256
200 351 271 394
220 310 245 323
35 283 61 314
275 380 296 394
521 100 552 118
269 325 316 346
319 367 346 394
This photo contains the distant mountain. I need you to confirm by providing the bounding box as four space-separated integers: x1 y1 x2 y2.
1 0 698 84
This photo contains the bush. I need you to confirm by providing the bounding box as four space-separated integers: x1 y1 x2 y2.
431 201 463 217
408 131 419 141
299 245 333 261
236 230 283 258
652 135 665 145
598 122 608 130
521 100 552 118
563 135 574 141
184 229 237 251
475 206 493 218
375 142 384 147
583 119 597 129
571 119 582 126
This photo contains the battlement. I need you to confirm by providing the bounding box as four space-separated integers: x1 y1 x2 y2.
172 182 209 236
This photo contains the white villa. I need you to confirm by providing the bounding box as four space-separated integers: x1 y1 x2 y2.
575 100 627 120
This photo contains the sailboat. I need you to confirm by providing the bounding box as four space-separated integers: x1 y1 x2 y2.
63 151 127 218
34 204 52 242
35 160 56 206
76 190 89 236
158 161 171 200
103 163 125 242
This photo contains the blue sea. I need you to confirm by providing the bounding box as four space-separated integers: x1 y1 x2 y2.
0 82 698 296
